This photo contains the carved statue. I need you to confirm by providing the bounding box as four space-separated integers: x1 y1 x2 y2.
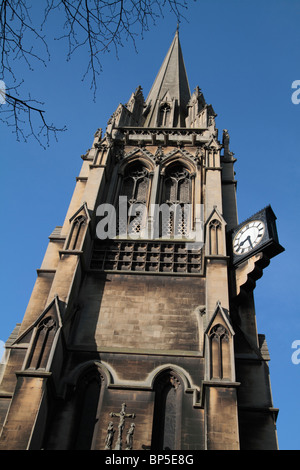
94 128 102 139
170 375 180 391
222 129 230 152
104 421 115 450
208 115 215 127
125 423 135 450
154 145 164 163
80 149 90 159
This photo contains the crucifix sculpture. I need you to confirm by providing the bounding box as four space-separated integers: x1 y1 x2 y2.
110 403 136 450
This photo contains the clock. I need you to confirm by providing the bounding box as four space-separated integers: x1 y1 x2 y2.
233 220 265 255
230 206 284 266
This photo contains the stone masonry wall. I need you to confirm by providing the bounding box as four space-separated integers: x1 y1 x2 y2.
73 273 205 353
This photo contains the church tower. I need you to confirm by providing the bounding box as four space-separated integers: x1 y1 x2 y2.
0 30 284 451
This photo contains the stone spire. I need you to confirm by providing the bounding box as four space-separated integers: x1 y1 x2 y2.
143 28 191 128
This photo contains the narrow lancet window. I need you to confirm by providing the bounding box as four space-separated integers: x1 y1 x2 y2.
209 324 231 380
66 215 86 251
27 316 57 370
209 219 222 255
159 103 171 127
151 371 183 450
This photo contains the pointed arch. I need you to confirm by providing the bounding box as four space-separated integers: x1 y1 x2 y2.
161 150 197 174
65 360 112 388
205 206 227 256
117 159 152 237
209 219 222 255
158 160 195 239
65 203 90 251
68 361 109 450
158 102 171 127
209 323 231 380
205 302 235 382
16 296 63 373
26 316 57 370
41 361 111 450
151 368 184 450
118 151 155 175
66 214 86 250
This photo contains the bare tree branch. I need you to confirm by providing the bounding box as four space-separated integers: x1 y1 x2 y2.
0 83 67 148
0 0 189 147
0 0 50 77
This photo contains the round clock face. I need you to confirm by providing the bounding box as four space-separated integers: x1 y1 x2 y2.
233 220 265 255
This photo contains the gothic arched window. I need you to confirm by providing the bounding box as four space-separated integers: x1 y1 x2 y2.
42 364 106 450
159 103 171 127
160 163 192 238
209 219 222 255
66 215 86 251
26 316 57 370
118 162 150 236
72 367 105 450
209 324 231 380
151 371 183 450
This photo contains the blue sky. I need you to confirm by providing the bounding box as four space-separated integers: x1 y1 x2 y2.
0 0 299 450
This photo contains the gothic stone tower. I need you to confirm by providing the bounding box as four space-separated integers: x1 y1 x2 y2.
0 31 284 450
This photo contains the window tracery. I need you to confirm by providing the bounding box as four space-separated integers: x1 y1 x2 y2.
118 162 150 236
160 164 192 238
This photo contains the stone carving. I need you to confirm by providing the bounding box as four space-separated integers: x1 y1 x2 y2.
208 115 215 127
154 145 164 163
193 147 203 166
170 375 181 391
94 128 102 139
80 149 90 159
222 129 230 153
110 403 136 450
125 423 135 450
104 421 115 450
114 147 125 162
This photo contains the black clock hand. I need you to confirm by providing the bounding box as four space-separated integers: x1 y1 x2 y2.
239 237 247 247
240 235 253 248
248 236 253 249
